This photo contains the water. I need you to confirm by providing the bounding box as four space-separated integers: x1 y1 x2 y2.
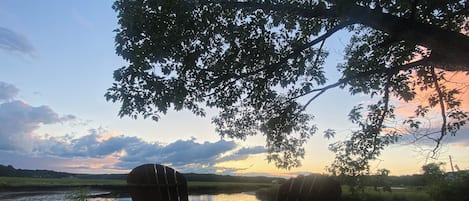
0 191 260 201
189 192 259 201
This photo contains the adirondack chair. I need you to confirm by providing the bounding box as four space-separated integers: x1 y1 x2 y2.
127 164 188 201
275 175 341 201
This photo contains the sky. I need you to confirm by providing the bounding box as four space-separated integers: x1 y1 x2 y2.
0 0 468 177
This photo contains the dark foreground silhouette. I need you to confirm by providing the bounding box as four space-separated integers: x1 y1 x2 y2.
127 164 340 201
127 164 188 201
276 175 341 201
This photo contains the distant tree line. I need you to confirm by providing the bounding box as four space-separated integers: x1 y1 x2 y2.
0 164 75 179
0 164 283 183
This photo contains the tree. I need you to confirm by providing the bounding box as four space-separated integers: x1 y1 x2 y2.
421 162 469 201
106 0 469 172
422 162 445 183
374 168 391 192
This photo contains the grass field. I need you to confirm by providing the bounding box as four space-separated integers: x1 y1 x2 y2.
255 185 432 201
340 186 431 201
0 176 126 187
0 176 274 195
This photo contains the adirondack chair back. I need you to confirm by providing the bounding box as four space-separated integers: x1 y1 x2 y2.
127 164 188 201
275 175 341 201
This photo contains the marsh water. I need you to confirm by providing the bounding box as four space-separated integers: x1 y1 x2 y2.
0 191 261 201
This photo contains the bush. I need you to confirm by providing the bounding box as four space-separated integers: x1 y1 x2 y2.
427 173 469 201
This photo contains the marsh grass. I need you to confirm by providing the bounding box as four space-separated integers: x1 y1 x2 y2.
0 177 275 196
341 186 431 201
255 185 431 201
64 188 90 201
0 176 126 187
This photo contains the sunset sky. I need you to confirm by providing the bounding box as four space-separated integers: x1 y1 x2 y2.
1 0 468 177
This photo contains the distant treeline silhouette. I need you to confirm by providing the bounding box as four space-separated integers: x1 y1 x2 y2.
0 164 127 180
0 164 283 183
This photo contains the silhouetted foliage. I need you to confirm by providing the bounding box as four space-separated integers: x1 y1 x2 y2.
421 162 469 201
373 169 391 192
107 0 469 172
422 162 445 183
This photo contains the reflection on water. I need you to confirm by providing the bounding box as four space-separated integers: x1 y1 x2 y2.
0 191 260 201
189 192 259 201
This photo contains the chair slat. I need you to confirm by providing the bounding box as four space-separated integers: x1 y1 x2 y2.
276 175 341 201
128 164 189 201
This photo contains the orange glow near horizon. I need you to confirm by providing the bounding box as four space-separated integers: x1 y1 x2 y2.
395 71 469 116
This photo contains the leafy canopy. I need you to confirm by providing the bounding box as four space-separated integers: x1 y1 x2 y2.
106 0 469 172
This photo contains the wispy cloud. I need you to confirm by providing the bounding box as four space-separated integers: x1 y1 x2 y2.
444 127 469 147
0 27 36 56
217 146 265 162
71 10 94 30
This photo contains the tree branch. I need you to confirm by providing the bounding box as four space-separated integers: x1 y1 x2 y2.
343 4 469 71
430 67 447 157
410 0 419 20
203 20 352 97
294 57 430 102
370 74 391 157
237 20 353 78
219 1 339 19
220 1 469 70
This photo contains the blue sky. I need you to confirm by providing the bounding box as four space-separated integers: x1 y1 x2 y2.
1 0 468 176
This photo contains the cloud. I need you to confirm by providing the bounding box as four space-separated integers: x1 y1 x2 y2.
0 27 35 56
71 10 94 30
34 130 147 159
30 129 265 173
0 81 76 152
444 127 469 147
0 82 263 174
0 101 75 152
160 139 236 165
399 125 469 149
0 81 19 101
218 146 265 162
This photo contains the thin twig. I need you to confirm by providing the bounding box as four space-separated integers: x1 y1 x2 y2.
203 20 353 97
294 57 430 101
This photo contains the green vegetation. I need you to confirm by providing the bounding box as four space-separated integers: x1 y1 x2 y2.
0 176 275 195
256 185 431 201
421 163 469 201
0 176 126 187
341 186 430 201
0 164 126 180
2 175 468 201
